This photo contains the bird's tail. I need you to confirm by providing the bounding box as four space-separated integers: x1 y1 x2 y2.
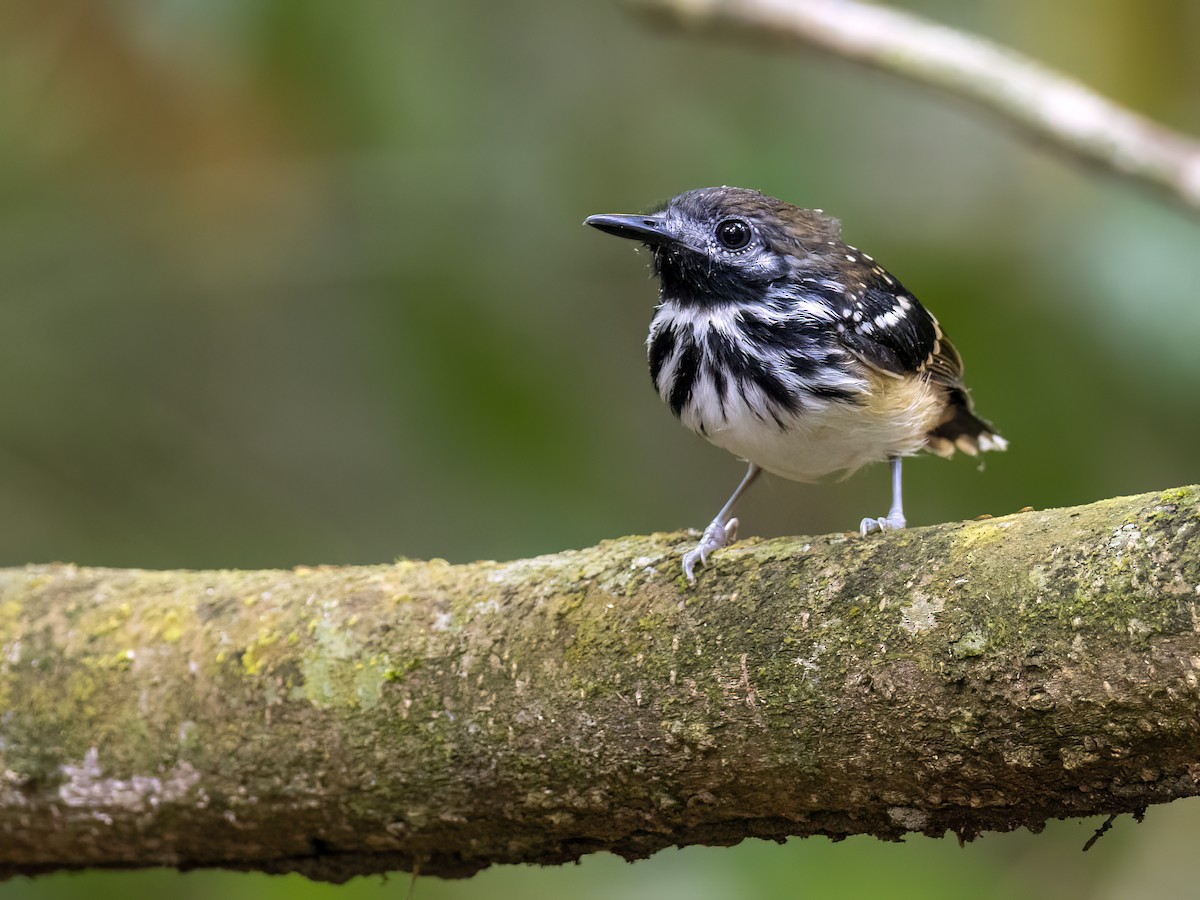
926 388 1007 458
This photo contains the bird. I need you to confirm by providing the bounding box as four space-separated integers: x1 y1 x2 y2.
585 186 1006 583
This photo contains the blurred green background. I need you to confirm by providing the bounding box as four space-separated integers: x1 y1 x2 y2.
2 0 1199 897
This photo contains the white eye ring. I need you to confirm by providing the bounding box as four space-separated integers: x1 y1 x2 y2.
715 218 752 250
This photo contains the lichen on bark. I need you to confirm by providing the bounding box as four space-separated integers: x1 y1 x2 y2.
1 486 1199 883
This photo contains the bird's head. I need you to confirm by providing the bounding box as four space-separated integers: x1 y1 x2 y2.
585 187 843 307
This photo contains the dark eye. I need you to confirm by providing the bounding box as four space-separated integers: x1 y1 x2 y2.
715 218 752 250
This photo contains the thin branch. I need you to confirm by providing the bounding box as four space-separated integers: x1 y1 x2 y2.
1 486 1199 882
624 0 1200 212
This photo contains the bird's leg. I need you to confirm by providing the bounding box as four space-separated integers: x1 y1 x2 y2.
682 462 762 583
860 456 907 536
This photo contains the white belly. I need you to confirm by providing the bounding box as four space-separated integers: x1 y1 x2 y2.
697 372 943 482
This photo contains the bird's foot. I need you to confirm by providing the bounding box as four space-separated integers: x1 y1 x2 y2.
859 510 906 537
682 518 739 584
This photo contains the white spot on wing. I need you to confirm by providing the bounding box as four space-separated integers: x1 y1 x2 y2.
873 306 905 329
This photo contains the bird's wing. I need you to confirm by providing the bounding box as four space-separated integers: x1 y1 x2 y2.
809 258 963 387
796 256 1005 456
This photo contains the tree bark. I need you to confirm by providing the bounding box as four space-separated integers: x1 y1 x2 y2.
1 486 1199 882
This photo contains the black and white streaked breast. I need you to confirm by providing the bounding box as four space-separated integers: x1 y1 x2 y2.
647 298 868 436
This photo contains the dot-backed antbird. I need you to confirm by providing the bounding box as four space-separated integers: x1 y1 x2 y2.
586 187 1006 583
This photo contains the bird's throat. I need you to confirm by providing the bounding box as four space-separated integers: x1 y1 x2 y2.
651 245 771 309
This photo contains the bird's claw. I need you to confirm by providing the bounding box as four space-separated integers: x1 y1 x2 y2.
859 511 907 537
682 518 739 584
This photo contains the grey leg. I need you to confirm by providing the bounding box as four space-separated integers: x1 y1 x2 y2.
682 462 762 583
860 456 907 536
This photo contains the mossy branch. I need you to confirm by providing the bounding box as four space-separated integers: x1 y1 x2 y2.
2 486 1200 883
623 0 1200 213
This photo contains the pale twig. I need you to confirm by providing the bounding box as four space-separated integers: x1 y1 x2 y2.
625 0 1200 211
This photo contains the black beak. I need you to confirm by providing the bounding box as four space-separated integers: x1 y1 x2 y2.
584 213 674 245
